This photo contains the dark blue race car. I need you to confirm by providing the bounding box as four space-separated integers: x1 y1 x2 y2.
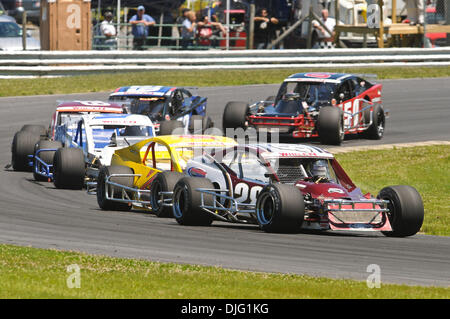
109 86 213 135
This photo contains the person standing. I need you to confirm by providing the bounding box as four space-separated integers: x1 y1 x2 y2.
312 9 336 49
181 10 197 49
253 8 279 49
405 0 425 26
100 11 117 50
129 5 156 50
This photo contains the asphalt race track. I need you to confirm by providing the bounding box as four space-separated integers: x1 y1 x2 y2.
0 78 449 286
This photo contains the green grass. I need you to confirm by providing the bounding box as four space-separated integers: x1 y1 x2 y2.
335 145 450 236
0 244 448 299
1 66 450 97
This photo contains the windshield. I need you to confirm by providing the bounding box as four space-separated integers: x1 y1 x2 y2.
278 82 336 105
0 22 22 37
129 98 166 120
267 157 338 184
91 125 153 149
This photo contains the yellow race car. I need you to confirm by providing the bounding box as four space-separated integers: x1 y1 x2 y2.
95 135 237 217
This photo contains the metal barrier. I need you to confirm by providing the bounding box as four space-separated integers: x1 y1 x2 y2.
0 47 450 77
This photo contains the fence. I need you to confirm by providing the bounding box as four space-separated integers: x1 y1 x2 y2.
92 22 248 51
0 47 449 77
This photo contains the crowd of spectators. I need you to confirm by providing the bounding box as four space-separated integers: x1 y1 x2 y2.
95 1 437 50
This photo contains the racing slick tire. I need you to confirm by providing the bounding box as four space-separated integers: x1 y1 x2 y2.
11 130 40 171
172 177 214 226
222 101 249 131
378 185 424 237
188 115 213 134
317 106 345 145
97 165 134 211
33 140 63 181
150 171 184 218
53 148 85 189
21 124 48 138
365 104 385 140
159 120 184 135
256 183 305 233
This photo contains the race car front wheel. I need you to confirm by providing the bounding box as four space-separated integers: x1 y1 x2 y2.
378 185 424 237
11 130 40 171
222 101 249 132
172 177 214 226
159 120 184 135
317 106 345 145
53 148 85 189
188 115 213 134
365 104 385 140
150 171 184 217
97 165 134 211
21 124 48 138
256 183 305 233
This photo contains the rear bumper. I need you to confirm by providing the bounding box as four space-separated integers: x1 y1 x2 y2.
248 114 317 138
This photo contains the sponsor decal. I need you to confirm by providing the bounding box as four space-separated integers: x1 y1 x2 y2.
328 188 345 194
187 167 207 177
305 73 332 79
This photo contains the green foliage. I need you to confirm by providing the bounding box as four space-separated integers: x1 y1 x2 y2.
0 244 448 298
0 66 449 97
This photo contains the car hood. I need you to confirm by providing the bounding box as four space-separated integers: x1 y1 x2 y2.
0 37 40 50
295 180 364 200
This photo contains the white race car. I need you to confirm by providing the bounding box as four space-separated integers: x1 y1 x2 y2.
33 113 155 190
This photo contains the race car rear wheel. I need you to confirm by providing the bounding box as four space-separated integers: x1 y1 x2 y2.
97 165 134 211
150 171 184 217
53 148 85 189
159 120 184 135
11 130 40 171
378 185 424 237
256 183 305 233
222 101 249 132
33 140 63 181
317 106 344 145
188 115 213 134
365 104 385 140
172 177 214 226
21 124 48 137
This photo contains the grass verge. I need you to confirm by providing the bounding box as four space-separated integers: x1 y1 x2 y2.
0 244 449 299
335 145 450 236
0 66 450 97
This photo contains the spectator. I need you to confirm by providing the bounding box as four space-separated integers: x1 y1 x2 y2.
181 10 197 49
312 9 336 49
405 0 424 26
253 8 279 49
197 15 227 48
129 5 155 50
100 11 117 50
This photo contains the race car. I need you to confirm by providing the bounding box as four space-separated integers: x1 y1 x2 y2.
32 113 155 190
11 100 124 172
108 86 213 135
222 73 387 145
94 135 237 216
170 143 424 237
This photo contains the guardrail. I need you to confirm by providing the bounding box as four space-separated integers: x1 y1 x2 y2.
1 47 450 77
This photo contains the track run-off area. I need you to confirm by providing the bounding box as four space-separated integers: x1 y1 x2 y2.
0 77 449 286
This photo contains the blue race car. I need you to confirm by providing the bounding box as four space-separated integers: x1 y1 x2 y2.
108 86 213 135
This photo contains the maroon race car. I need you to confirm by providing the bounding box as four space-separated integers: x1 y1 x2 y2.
172 143 424 237
222 72 386 145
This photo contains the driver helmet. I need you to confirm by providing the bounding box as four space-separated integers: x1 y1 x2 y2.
311 160 328 178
